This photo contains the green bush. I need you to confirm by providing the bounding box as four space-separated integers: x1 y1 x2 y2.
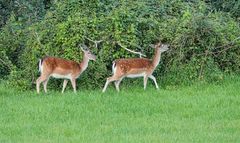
0 0 239 90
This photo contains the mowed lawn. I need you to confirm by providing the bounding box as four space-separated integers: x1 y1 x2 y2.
0 78 240 143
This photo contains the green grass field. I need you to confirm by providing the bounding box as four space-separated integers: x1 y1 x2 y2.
0 78 240 143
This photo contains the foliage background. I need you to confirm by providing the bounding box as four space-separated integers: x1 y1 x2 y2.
0 0 239 90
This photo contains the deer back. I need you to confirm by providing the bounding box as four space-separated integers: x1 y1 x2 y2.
41 57 81 75
114 58 153 74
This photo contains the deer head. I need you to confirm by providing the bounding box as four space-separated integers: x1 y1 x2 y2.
80 44 96 61
150 42 169 52
159 43 169 53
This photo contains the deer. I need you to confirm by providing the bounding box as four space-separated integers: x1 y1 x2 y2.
36 45 96 94
102 42 169 92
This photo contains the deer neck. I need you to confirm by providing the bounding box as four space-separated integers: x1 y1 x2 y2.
79 54 89 73
152 48 162 69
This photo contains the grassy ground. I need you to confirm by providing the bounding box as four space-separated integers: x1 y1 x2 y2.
0 78 240 143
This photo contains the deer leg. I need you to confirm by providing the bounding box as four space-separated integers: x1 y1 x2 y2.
62 79 68 93
102 76 121 93
102 80 109 93
36 75 49 94
149 75 159 89
114 78 123 92
70 78 76 93
43 78 49 93
143 75 148 90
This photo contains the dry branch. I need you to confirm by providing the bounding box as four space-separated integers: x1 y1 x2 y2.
84 36 103 48
117 42 146 58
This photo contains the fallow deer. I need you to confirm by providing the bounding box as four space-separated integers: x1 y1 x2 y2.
102 42 169 92
36 45 96 94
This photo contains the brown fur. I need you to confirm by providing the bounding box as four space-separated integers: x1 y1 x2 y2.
41 57 81 76
114 58 152 74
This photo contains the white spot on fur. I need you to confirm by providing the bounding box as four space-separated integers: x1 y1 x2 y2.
40 66 44 73
112 62 116 74
126 73 145 78
51 73 72 79
39 59 43 73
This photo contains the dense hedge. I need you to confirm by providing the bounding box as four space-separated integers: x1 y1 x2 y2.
0 0 240 90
